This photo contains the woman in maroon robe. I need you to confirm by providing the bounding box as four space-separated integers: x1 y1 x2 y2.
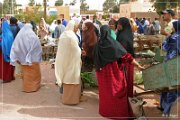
117 17 135 97
0 20 14 83
83 25 143 119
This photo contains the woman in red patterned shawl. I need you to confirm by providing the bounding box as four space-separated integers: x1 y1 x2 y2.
83 25 143 119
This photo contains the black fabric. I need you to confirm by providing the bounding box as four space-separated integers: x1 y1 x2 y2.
93 25 127 70
117 17 135 57
30 21 37 32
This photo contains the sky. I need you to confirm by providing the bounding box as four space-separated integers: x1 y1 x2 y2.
0 0 106 10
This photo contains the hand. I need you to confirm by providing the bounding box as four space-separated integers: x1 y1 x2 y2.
82 50 86 56
137 64 145 70
16 61 21 64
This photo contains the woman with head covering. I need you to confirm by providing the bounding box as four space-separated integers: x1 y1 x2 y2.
49 20 57 38
10 17 20 39
10 23 42 92
38 17 48 40
81 22 98 72
130 18 137 33
0 21 15 83
82 22 98 58
108 18 117 40
85 25 143 119
10 17 21 79
159 20 180 117
55 20 82 105
116 17 135 97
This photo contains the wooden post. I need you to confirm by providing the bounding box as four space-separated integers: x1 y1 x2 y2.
43 0 47 21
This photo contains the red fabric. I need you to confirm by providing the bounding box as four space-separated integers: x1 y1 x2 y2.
96 61 133 119
121 53 134 97
0 50 14 82
125 63 134 97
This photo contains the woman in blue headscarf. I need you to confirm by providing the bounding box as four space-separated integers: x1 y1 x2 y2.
0 21 15 83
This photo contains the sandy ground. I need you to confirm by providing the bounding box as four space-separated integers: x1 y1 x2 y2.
0 62 179 120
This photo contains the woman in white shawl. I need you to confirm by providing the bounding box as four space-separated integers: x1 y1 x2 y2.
55 20 82 105
10 23 42 93
38 17 48 39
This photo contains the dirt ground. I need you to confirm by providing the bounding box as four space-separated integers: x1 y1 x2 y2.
0 62 179 120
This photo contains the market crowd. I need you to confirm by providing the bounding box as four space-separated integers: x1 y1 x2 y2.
0 9 179 120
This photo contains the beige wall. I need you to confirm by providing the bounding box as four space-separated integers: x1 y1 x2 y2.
119 4 131 18
49 6 70 20
131 12 159 22
119 1 154 18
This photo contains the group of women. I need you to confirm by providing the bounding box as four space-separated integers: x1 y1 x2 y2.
0 18 42 93
1 15 179 119
55 17 144 119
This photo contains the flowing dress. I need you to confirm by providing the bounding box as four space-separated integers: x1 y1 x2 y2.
117 17 135 97
55 20 82 105
10 24 42 92
97 54 133 119
0 21 15 82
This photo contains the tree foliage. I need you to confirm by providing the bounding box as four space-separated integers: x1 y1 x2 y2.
0 2 2 17
80 0 89 11
103 0 116 11
15 11 57 24
3 0 16 15
28 0 35 6
152 0 179 15
55 0 63 6
103 0 122 13
70 0 76 5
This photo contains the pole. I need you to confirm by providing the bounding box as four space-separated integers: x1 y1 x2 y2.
12 0 13 15
43 0 47 20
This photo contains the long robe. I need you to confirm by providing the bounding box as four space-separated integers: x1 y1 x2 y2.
0 21 15 82
0 50 14 82
117 17 135 97
10 24 42 92
96 54 133 120
55 20 82 105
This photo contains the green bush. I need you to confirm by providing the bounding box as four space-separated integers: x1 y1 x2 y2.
81 72 97 87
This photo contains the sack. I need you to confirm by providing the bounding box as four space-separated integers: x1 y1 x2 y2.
128 97 147 118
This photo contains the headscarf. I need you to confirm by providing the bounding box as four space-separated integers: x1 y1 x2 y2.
55 20 81 86
82 22 97 58
49 20 57 32
93 25 127 70
61 20 79 43
2 21 14 62
117 17 135 57
10 23 42 66
39 18 47 30
109 18 117 30
30 21 37 32
17 21 24 29
10 17 18 25
65 20 76 31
